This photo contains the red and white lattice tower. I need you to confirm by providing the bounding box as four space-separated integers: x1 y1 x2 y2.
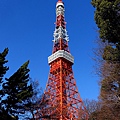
36 0 88 119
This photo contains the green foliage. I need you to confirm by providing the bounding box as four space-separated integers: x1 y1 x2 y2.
91 0 120 44
0 48 9 118
92 0 120 119
0 109 18 120
103 45 120 62
0 48 35 119
2 61 33 117
0 48 9 83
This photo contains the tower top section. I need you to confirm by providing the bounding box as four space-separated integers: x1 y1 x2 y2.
53 0 68 44
58 0 62 1
56 0 64 7
48 0 74 64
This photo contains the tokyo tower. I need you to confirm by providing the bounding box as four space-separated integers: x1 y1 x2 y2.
36 0 88 119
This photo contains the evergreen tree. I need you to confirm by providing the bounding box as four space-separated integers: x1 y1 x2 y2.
2 61 33 119
91 0 120 44
0 48 9 119
0 48 9 84
92 0 120 119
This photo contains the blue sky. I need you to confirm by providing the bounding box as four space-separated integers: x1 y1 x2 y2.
0 0 99 100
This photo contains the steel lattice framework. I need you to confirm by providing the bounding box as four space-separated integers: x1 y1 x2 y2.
35 0 88 119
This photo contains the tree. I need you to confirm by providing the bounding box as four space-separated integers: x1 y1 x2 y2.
0 48 51 120
100 61 120 119
91 0 120 44
92 41 120 119
91 0 120 64
91 0 120 71
83 99 101 116
82 99 101 120
0 48 9 119
0 48 9 93
21 79 43 120
0 48 35 119
2 61 33 119
91 0 120 119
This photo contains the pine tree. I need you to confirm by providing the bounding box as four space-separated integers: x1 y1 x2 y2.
91 0 120 44
0 48 9 118
2 61 33 119
0 48 9 84
91 0 120 119
0 48 14 120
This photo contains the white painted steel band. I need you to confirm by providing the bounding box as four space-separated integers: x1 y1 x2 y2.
56 5 64 16
53 27 69 42
56 2 64 8
48 50 74 64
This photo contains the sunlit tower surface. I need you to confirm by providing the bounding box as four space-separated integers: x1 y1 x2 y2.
36 0 88 119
